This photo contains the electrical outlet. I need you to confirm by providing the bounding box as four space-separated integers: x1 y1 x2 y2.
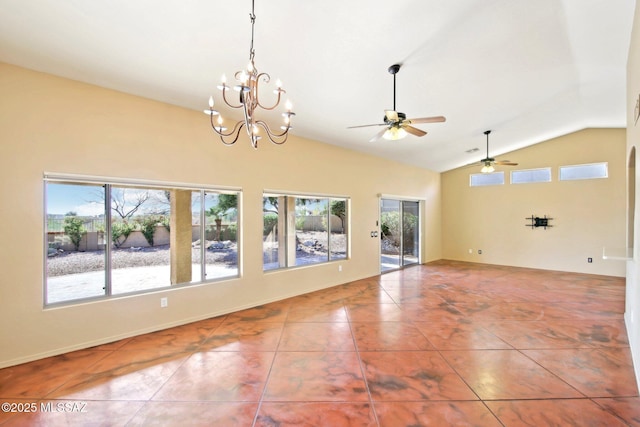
468 249 473 254
338 265 342 272
588 257 593 263
160 297 168 308
478 249 483 255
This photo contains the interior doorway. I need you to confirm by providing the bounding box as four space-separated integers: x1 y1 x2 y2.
380 198 421 272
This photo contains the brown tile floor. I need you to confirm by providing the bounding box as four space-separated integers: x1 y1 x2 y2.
1 260 639 426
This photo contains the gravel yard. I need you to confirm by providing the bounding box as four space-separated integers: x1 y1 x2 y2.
46 244 236 276
45 232 347 303
47 231 346 277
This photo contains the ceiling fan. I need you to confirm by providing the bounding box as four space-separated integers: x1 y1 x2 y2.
475 130 518 173
347 64 446 142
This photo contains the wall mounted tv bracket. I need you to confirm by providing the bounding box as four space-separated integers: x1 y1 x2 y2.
526 215 553 229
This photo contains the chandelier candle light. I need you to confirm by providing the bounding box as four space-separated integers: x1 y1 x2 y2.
204 0 294 149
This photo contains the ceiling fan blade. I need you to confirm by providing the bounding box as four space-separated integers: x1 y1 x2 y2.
467 163 484 169
407 116 446 124
385 110 399 122
403 125 427 137
369 128 388 142
494 161 518 166
347 123 387 129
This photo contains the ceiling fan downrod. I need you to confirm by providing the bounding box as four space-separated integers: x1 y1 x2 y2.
388 64 401 112
484 130 492 159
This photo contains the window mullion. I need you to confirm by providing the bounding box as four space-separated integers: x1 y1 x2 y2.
285 196 295 267
201 190 206 281
104 184 112 296
327 209 331 261
399 202 404 266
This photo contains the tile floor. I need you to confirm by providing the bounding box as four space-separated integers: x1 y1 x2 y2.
1 260 639 426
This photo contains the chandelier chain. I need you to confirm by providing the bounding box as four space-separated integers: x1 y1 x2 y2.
249 0 256 63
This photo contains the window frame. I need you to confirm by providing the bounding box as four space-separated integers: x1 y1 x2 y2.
43 173 241 307
469 171 505 187
262 190 350 271
559 162 609 181
510 167 552 184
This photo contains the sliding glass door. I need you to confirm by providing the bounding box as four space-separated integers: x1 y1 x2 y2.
380 199 420 272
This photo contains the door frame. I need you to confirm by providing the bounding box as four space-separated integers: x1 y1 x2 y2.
378 195 424 273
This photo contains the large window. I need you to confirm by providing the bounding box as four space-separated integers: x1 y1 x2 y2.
263 193 348 271
44 175 239 305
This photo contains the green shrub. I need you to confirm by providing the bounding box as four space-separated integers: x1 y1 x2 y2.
263 213 278 237
224 223 237 242
63 216 86 251
328 200 346 231
381 211 417 248
381 211 399 242
137 216 160 247
161 215 170 232
112 221 135 248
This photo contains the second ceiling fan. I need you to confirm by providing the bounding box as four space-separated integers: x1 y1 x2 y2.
476 130 518 173
348 64 446 142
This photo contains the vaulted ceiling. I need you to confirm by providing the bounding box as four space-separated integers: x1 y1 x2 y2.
0 0 634 172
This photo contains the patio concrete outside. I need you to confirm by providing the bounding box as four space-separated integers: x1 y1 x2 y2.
46 264 238 304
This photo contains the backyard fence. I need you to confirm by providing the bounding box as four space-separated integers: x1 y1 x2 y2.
47 224 236 252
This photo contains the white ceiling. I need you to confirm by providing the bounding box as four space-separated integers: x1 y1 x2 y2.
0 0 634 172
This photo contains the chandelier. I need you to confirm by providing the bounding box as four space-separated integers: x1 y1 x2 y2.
204 0 294 149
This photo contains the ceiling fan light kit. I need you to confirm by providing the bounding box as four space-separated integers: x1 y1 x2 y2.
204 0 294 149
382 126 407 141
348 64 445 142
481 162 495 173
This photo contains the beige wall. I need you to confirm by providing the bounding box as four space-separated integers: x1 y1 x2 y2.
1 58 631 370
442 128 626 277
0 63 442 367
626 0 640 392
